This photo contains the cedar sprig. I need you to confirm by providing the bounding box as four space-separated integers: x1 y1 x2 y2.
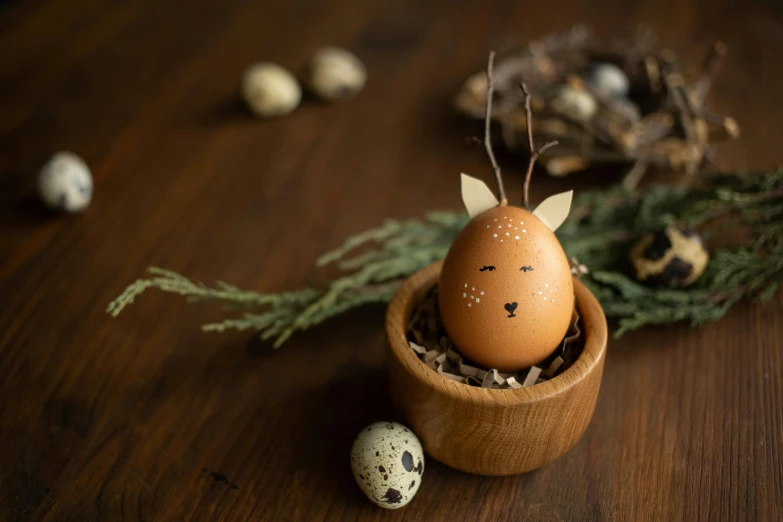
107 171 783 344
107 213 467 347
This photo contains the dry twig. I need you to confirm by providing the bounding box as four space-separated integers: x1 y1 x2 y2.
484 51 507 204
694 41 727 101
520 82 558 209
622 161 649 190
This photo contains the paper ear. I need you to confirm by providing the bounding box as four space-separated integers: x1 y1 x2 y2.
532 190 573 232
461 173 499 218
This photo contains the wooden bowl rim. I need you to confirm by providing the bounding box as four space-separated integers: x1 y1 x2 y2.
386 261 607 405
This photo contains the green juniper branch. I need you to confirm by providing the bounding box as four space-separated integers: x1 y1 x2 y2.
107 170 783 346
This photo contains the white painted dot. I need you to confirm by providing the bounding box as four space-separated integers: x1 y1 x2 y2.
544 297 548 301
464 283 468 287
500 239 503 243
523 229 527 233
538 291 542 295
480 291 484 295
552 300 555 303
514 227 518 230
467 303 472 307
463 293 466 297
507 224 512 227
498 225 502 229
494 219 497 221
486 225 490 228
505 232 509 236
545 284 548 287
520 221 524 225
472 287 475 291
475 298 480 303
515 235 520 240
470 295 474 299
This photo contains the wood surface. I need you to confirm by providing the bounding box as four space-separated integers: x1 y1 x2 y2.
1 0 782 520
386 262 607 476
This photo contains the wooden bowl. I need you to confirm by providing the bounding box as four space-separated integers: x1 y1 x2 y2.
385 261 607 475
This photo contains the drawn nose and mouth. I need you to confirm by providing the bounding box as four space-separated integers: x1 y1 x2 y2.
504 302 518 318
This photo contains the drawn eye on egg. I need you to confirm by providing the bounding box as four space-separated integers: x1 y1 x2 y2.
479 266 495 272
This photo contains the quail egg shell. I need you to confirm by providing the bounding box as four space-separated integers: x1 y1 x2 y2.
305 47 366 101
588 63 630 98
553 86 597 121
37 151 93 213
350 421 424 509
241 62 301 117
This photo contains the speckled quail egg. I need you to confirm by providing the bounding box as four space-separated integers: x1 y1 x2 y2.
552 86 597 121
350 421 424 509
37 151 93 213
304 47 367 101
588 63 630 98
241 62 301 117
630 225 709 287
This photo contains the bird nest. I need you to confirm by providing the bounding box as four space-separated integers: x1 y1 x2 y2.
455 26 740 188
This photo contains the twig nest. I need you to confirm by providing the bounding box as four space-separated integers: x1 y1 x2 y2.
588 63 630 98
304 47 366 101
37 151 92 213
241 62 301 117
630 225 709 287
350 422 424 509
552 86 597 121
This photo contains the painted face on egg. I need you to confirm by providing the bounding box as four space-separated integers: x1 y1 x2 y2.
438 205 574 371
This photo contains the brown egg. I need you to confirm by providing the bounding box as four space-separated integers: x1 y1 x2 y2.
438 205 574 371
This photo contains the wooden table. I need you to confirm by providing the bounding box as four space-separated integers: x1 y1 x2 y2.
1 1 781 520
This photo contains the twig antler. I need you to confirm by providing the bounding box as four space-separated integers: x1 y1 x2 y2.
483 52 557 208
520 82 558 209
484 51 507 205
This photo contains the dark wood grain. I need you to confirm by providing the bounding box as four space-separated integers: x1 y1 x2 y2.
0 0 781 520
